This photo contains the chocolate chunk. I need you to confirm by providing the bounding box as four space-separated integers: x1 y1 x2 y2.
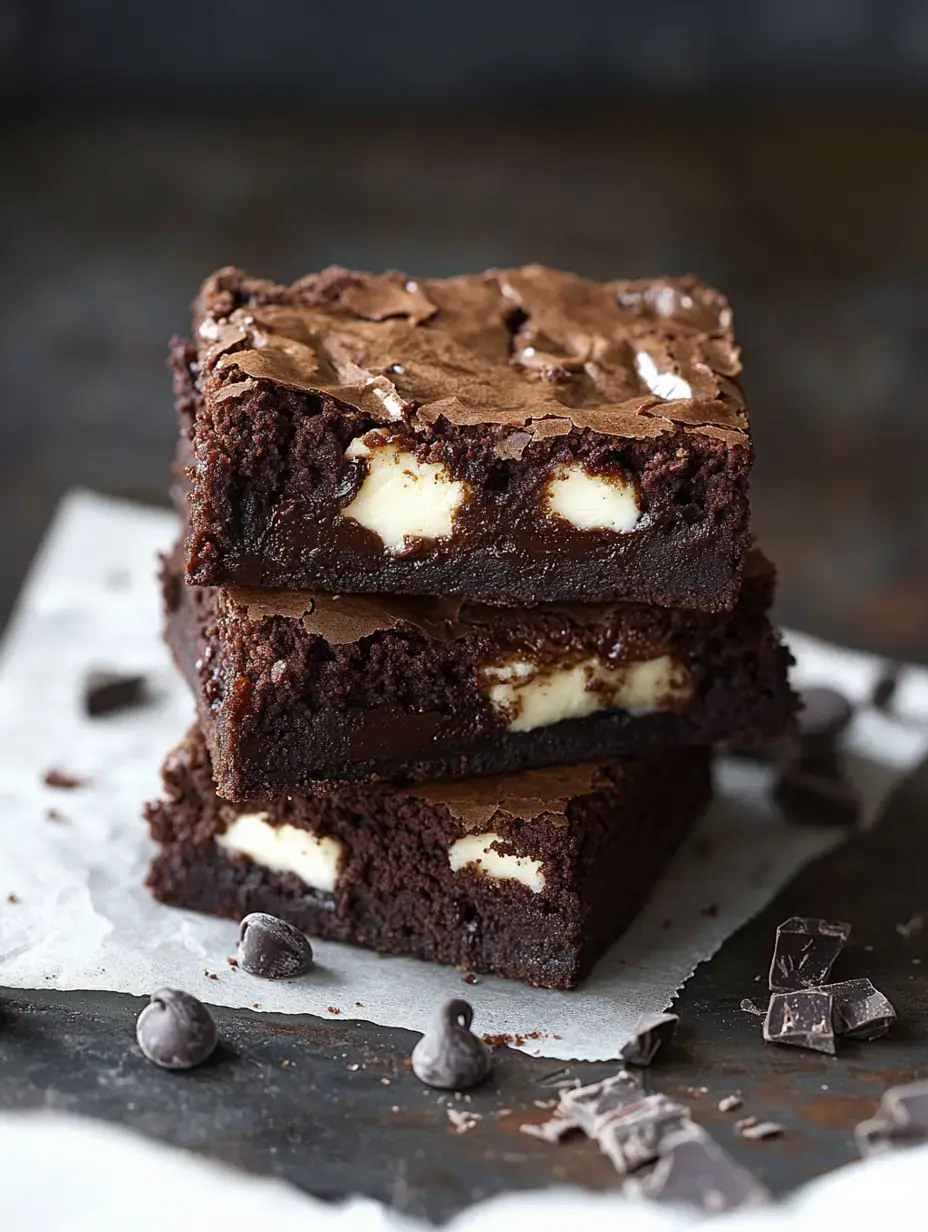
797 687 854 743
237 912 313 979
821 977 896 1040
628 1125 769 1212
619 1011 679 1066
763 989 836 1055
872 663 902 711
83 670 148 717
135 988 217 1069
774 759 860 827
596 1094 691 1175
411 999 492 1090
558 1070 644 1135
737 1120 784 1140
768 916 851 992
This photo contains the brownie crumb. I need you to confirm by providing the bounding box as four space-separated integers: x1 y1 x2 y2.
701 903 720 917
44 809 66 823
327 1006 341 1015
43 769 86 790
463 973 480 985
7 893 19 904
227 957 239 968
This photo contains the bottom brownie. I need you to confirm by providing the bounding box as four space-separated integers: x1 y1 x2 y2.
146 730 711 989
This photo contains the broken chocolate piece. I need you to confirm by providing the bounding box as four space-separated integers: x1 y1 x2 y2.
821 977 896 1040
763 989 836 1055
619 1011 679 1067
558 1070 644 1136
83 670 149 717
774 759 860 828
627 1125 770 1212
737 1120 784 1140
596 1093 691 1175
768 916 851 992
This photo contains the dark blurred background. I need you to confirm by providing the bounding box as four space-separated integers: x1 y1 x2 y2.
2 0 926 657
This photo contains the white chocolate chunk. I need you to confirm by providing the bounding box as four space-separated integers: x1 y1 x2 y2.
217 812 344 893
481 654 691 733
448 832 545 893
635 350 692 401
544 462 640 533
341 428 469 552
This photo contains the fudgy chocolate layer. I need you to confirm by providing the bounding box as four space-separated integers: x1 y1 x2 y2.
145 730 711 989
162 542 794 801
176 264 751 609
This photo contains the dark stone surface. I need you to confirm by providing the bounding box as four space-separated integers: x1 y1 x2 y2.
2 755 926 1221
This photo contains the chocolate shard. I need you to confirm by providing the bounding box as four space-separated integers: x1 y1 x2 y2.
763 989 836 1055
83 670 149 717
619 1011 679 1067
881 1080 928 1131
558 1070 644 1136
596 1093 691 1176
820 977 896 1040
768 916 851 992
627 1125 770 1213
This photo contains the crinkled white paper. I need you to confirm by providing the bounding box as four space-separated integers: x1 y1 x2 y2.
1 491 926 1061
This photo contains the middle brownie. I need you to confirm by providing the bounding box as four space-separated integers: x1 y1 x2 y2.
163 545 794 801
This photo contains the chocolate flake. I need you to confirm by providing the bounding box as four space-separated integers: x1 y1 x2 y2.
43 769 86 790
768 916 851 992
718 1094 743 1112
737 1120 784 1140
763 989 836 1055
83 670 149 718
619 1011 679 1067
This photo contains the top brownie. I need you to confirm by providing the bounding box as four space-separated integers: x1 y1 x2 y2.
178 264 751 609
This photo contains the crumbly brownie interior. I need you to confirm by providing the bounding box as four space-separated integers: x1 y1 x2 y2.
161 543 795 799
175 265 752 608
146 731 711 988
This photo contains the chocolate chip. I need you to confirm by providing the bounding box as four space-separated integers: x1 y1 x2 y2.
774 756 860 828
768 917 850 992
627 1125 770 1212
83 670 149 717
237 913 313 980
797 686 854 743
136 988 217 1069
411 998 492 1090
821 977 896 1040
619 1011 679 1067
763 989 836 1055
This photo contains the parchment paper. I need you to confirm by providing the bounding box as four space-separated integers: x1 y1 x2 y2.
1 491 926 1061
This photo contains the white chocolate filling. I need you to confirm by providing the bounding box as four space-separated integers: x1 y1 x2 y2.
544 462 641 533
481 653 691 733
635 350 693 400
341 429 469 552
448 832 546 893
217 812 344 893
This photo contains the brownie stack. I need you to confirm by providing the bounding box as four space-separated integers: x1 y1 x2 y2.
145 264 795 989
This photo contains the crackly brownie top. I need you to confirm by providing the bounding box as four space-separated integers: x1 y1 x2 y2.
194 264 747 448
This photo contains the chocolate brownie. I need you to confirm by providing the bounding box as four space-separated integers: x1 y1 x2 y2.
176 264 751 609
146 730 711 989
163 542 794 801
